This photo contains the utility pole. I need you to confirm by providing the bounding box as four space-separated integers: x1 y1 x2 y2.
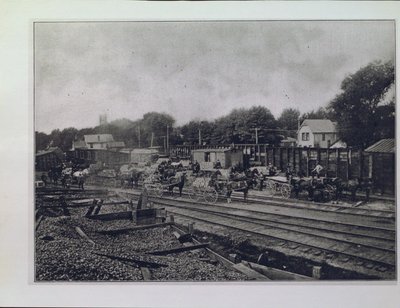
151 132 154 147
138 124 141 148
254 127 260 144
166 125 170 155
198 129 202 145
162 136 167 154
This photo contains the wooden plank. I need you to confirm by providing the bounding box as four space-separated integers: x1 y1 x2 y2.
40 200 129 209
35 216 44 231
75 226 96 246
140 267 152 281
96 222 172 235
71 199 95 204
232 262 271 281
92 252 168 268
243 261 313 281
147 243 209 256
87 211 132 221
170 224 234 268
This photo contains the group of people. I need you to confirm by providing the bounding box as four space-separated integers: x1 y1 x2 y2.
39 164 86 190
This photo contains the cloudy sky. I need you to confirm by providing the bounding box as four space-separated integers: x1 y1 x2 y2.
35 21 395 133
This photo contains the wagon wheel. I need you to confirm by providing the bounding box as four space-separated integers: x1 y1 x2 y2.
203 187 218 204
280 183 292 199
143 183 152 196
266 179 277 194
154 183 164 198
324 184 336 201
187 187 200 201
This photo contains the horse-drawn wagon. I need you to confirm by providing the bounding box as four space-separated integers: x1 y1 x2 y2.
143 171 185 198
265 175 337 201
185 170 248 204
264 176 293 199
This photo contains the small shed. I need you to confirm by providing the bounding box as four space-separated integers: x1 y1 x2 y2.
131 148 159 165
35 147 64 171
191 148 243 170
364 138 395 195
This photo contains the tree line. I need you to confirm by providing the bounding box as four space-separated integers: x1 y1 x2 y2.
36 60 394 152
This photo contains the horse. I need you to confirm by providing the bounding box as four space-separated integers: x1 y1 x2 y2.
330 177 373 201
163 167 176 181
72 169 89 188
130 169 144 188
168 172 186 197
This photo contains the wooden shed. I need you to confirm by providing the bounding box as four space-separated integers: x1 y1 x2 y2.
131 148 159 165
364 139 395 195
35 147 64 171
191 148 243 170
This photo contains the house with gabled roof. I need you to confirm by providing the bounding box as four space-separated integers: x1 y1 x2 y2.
84 134 114 149
297 119 338 148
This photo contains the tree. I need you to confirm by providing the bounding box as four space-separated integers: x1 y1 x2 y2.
180 120 215 145
59 127 79 152
328 60 394 148
277 108 300 137
210 106 278 144
35 131 51 152
299 107 332 125
141 112 176 147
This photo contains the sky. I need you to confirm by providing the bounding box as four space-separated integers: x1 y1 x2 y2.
34 21 395 134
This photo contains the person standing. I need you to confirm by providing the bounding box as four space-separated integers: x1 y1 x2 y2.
311 162 324 178
41 173 48 187
258 172 264 191
78 176 85 190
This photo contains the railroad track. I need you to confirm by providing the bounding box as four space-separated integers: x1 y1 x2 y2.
114 188 394 231
42 186 396 278
112 185 395 219
149 197 395 271
233 193 395 219
111 188 395 273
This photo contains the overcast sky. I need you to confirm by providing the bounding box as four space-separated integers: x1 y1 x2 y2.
35 21 395 134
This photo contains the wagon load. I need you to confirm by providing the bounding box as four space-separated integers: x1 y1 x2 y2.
97 169 117 178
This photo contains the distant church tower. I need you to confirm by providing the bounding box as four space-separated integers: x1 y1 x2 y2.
99 114 108 126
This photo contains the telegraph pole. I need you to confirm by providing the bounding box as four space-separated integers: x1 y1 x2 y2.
198 129 202 145
254 127 259 144
162 136 167 154
166 125 170 154
151 132 154 147
138 124 141 148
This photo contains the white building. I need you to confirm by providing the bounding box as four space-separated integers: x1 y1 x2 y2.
297 119 338 148
84 134 114 149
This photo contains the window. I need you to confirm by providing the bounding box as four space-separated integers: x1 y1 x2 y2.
302 132 310 141
204 152 210 162
322 133 325 141
90 144 93 149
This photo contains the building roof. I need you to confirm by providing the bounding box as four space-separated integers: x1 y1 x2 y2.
330 139 347 149
300 119 337 133
365 139 395 153
132 148 159 154
36 147 63 158
73 140 87 149
84 134 114 143
281 137 297 143
107 141 125 148
192 148 231 153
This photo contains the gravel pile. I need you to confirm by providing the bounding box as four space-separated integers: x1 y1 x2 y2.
36 215 248 281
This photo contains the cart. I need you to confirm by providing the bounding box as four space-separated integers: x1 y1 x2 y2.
186 175 248 205
265 176 292 199
143 174 182 198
